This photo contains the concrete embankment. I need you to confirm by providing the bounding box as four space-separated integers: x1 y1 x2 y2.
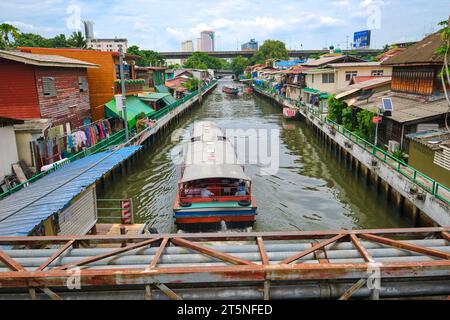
254 87 450 227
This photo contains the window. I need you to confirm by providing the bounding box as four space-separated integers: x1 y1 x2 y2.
78 76 88 92
345 71 358 81
322 73 335 83
371 70 384 76
42 77 56 97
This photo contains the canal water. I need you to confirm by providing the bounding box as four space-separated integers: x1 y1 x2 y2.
98 79 412 233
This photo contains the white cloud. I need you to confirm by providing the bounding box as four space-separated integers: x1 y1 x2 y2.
5 20 62 33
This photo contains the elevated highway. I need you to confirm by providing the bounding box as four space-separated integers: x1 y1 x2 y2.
160 49 383 60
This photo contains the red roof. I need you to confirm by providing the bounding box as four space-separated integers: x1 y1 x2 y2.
165 77 188 91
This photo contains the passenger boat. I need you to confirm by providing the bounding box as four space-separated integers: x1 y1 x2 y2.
222 85 239 94
173 121 257 228
283 107 298 119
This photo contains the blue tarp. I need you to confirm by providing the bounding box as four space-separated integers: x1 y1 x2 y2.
274 59 306 69
0 146 141 236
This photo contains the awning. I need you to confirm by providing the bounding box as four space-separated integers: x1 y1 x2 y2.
319 93 329 99
162 94 177 105
155 85 170 93
335 88 361 100
303 87 320 94
105 96 155 128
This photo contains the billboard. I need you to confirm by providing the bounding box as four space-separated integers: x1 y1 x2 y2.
353 30 371 48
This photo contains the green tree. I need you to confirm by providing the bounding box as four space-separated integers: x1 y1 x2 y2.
49 34 69 48
327 95 346 124
182 77 199 91
13 32 50 47
342 107 354 131
230 56 249 77
0 23 19 49
183 52 223 70
127 45 166 66
68 31 86 48
356 109 376 141
251 40 289 64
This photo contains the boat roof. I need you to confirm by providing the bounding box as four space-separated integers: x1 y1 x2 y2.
192 121 225 142
181 140 250 183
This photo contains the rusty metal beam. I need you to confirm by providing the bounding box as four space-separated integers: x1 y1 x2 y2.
147 238 169 269
350 234 374 263
55 238 161 270
154 283 182 300
171 237 256 265
338 278 367 300
442 231 450 242
0 261 449 289
0 227 447 245
359 233 450 260
36 240 75 271
40 287 63 300
0 249 25 271
257 237 269 265
279 233 347 264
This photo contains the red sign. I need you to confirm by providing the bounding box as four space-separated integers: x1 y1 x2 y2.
372 116 382 124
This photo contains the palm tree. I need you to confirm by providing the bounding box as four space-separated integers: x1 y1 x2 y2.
68 31 87 49
0 23 19 50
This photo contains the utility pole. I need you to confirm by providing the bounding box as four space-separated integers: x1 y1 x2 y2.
118 45 129 141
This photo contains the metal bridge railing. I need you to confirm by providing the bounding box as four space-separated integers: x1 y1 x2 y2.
253 85 450 206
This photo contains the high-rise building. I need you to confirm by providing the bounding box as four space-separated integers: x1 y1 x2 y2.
200 30 215 52
241 39 258 51
83 20 128 52
181 40 194 52
83 21 94 40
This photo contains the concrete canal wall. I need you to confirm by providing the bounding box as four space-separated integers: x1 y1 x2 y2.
254 88 450 227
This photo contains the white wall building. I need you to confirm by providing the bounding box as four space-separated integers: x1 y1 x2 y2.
181 40 194 52
200 31 214 52
87 38 128 52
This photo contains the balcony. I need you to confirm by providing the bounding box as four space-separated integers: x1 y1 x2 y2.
114 79 145 95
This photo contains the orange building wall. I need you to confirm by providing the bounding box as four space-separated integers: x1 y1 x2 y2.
19 47 117 121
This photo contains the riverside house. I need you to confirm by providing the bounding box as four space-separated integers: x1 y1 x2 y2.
19 47 143 121
347 32 449 151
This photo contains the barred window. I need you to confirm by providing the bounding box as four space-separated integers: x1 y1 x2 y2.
42 77 56 97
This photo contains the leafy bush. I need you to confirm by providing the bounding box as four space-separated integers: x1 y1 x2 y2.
355 109 375 141
327 95 346 124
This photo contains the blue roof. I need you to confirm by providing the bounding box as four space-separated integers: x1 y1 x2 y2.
0 146 141 237
275 59 306 69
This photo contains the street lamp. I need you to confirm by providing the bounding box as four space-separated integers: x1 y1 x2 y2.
118 45 129 141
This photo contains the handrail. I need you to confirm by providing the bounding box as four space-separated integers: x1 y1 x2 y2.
253 84 450 206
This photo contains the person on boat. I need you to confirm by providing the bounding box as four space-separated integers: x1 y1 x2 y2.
235 181 247 196
201 187 214 198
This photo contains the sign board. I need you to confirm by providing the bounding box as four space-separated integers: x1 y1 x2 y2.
115 94 123 112
353 30 371 48
372 116 382 124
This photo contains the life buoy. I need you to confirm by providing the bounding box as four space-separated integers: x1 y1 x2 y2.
238 200 251 207
179 201 192 207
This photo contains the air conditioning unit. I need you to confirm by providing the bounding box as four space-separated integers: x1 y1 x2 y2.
388 140 400 153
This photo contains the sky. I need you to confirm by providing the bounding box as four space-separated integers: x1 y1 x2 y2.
1 0 449 51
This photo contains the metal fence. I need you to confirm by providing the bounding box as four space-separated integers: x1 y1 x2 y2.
253 85 450 206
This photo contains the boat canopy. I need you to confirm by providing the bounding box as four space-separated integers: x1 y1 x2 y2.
181 140 250 183
191 121 225 142
181 163 250 183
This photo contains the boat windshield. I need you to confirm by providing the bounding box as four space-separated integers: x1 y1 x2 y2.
180 178 251 201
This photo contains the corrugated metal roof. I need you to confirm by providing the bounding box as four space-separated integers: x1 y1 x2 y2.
155 85 170 93
0 50 99 68
0 146 141 236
